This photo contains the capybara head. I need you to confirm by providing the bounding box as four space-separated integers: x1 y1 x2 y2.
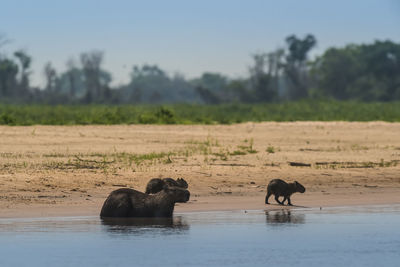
176 178 188 189
164 185 190 203
294 181 306 193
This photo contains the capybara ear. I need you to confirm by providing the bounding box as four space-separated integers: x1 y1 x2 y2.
295 181 299 185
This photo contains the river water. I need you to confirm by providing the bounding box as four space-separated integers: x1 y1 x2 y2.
0 205 399 266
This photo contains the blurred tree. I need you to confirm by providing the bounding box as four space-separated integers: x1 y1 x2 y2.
56 63 85 99
195 86 221 104
80 50 111 103
2 33 399 104
192 73 227 93
43 62 57 92
248 53 278 102
65 58 78 97
0 58 18 98
311 40 400 101
267 48 285 97
0 35 18 99
226 79 252 103
14 50 32 92
310 45 360 99
128 64 169 103
123 64 197 103
81 50 102 102
246 48 287 102
284 34 316 99
362 41 400 100
192 72 227 103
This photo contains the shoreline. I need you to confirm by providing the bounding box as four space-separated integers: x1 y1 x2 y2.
1 191 399 219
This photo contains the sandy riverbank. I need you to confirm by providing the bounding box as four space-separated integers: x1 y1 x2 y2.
0 122 399 218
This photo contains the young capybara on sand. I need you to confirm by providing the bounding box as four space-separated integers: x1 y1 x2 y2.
145 178 188 194
100 186 190 218
265 179 305 206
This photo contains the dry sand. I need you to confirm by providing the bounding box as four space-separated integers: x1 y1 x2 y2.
0 122 399 218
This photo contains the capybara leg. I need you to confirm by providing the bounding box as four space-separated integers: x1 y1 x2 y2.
275 195 283 205
282 196 287 205
287 197 293 206
265 192 271 204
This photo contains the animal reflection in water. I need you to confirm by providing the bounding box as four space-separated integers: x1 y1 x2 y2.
101 216 189 234
265 210 305 225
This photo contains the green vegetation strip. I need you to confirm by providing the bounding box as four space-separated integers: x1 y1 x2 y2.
0 101 400 125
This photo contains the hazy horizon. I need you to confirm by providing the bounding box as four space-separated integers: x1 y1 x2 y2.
1 0 399 87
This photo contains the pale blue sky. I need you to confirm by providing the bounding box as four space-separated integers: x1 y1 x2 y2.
1 0 399 87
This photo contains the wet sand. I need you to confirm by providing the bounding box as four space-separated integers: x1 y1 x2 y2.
0 122 399 218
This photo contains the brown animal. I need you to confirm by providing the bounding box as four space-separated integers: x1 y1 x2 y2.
145 177 188 194
100 186 190 218
265 179 305 206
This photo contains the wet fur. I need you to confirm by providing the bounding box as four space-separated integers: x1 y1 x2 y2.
145 178 188 194
100 186 190 218
265 179 305 206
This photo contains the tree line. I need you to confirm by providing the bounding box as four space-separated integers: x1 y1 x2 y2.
0 33 399 104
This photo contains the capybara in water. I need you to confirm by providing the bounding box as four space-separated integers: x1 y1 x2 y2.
100 186 190 218
145 177 188 194
265 179 305 206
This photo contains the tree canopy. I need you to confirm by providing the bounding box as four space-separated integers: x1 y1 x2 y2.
0 34 399 104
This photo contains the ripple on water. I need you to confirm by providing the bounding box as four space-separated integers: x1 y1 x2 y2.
0 205 399 266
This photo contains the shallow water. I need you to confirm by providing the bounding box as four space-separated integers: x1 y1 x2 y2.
1 205 400 267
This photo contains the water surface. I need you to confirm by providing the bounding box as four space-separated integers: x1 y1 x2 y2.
0 205 399 266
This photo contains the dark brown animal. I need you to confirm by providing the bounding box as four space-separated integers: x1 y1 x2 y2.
145 177 188 194
265 179 305 206
100 186 190 218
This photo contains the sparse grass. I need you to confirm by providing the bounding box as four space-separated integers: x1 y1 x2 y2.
266 146 275 153
0 152 26 159
230 150 247 156
314 160 399 169
299 146 342 152
164 155 173 164
212 148 230 161
212 152 228 161
107 151 173 166
350 144 369 151
43 153 70 158
2 143 217 171
299 144 389 152
184 136 220 148
0 137 225 173
237 138 258 154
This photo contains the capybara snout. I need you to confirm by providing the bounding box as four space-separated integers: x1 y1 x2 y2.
295 181 306 193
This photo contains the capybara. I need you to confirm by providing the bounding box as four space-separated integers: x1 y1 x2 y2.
145 177 188 194
265 179 305 206
100 186 190 218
